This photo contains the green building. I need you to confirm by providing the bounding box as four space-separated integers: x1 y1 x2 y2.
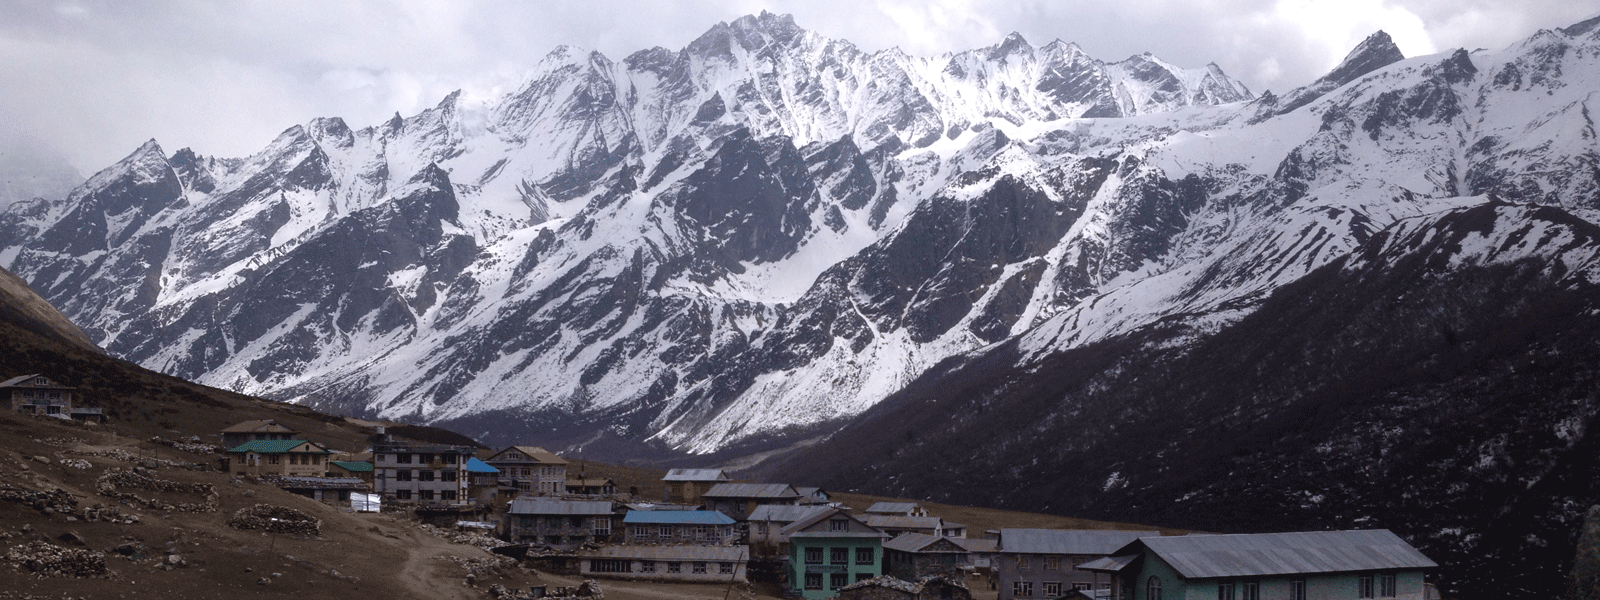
1080 530 1437 600
783 506 888 598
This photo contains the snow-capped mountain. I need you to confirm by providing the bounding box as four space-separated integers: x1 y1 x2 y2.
5 10 1600 598
0 12 1258 449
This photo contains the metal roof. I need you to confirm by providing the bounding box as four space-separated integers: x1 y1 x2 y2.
866 502 921 514
506 498 614 516
220 419 297 433
267 476 369 490
465 458 498 473
623 510 735 525
956 537 998 553
0 374 36 388
1077 554 1139 572
489 446 568 465
1131 530 1438 579
662 468 731 482
748 504 831 523
226 439 328 454
884 532 968 553
865 515 943 530
999 529 1159 555
331 461 374 473
702 482 801 499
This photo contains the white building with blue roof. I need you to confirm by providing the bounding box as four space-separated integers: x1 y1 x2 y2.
622 510 737 545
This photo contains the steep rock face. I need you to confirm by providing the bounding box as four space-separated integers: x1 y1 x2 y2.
773 202 1600 600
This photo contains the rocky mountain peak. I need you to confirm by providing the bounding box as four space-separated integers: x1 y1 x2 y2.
1324 30 1406 87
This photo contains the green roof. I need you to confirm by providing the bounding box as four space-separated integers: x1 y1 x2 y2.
331 461 374 472
226 439 328 454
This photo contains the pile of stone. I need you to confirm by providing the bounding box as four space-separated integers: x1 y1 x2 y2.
95 467 219 512
147 435 220 454
420 523 514 551
0 484 78 514
70 449 208 471
3 541 111 578
78 503 139 524
489 580 602 600
32 437 88 447
227 504 321 536
57 458 91 470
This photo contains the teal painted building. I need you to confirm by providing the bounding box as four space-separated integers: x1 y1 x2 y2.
1080 530 1436 600
782 507 888 598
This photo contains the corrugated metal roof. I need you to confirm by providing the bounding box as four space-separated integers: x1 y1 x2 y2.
956 538 998 553
1000 529 1159 555
662 468 731 482
884 532 967 553
226 439 327 454
465 458 498 473
331 461 373 472
486 446 567 464
623 510 734 525
1077 554 1139 572
748 504 831 523
702 482 800 498
1135 530 1437 579
866 515 943 530
582 544 748 561
220 419 296 433
507 498 614 516
866 502 921 514
0 374 39 388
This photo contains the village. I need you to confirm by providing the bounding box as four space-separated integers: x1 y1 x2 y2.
3 373 1443 600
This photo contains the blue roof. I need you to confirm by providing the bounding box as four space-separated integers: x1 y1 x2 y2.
624 510 735 525
331 461 373 473
466 457 499 473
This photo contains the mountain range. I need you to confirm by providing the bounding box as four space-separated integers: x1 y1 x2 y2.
4 11 1600 598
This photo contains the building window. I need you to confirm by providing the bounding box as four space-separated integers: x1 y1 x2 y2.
633 525 650 539
1290 580 1306 600
805 547 823 564
640 561 655 573
757 523 769 535
1359 575 1375 599
1046 582 1063 596
1242 582 1259 600
1148 576 1162 600
1018 555 1030 571
1380 574 1397 598
267 454 280 465
831 573 848 590
545 535 561 545
1047 556 1061 571
442 470 457 482
396 490 411 500
856 547 874 565
1218 582 1235 600
420 470 435 481
692 562 707 574
419 454 434 464
666 562 681 574
397 470 412 481
441 490 457 501
1014 581 1034 597
695 526 710 542
720 562 733 574
831 547 849 565
397 453 412 464
830 518 849 532
805 573 822 590
1076 582 1093 591
419 490 434 500
591 559 630 573
659 525 673 539
519 516 533 528
592 517 611 536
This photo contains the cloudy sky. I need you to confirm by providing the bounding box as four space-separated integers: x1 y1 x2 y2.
1 0 1595 174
